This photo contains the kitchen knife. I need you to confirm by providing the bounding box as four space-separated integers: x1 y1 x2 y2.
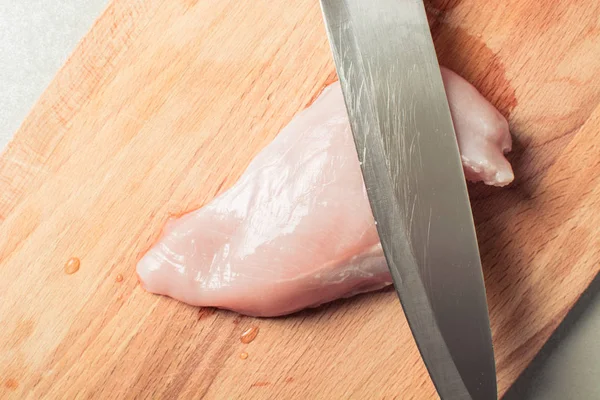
319 1 497 399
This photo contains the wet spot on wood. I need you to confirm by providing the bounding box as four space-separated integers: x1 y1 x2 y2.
198 308 216 320
285 377 294 383
64 257 80 274
4 378 18 390
431 25 518 118
425 0 463 13
425 0 464 28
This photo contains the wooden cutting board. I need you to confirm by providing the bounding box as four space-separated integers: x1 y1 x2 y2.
1 0 599 398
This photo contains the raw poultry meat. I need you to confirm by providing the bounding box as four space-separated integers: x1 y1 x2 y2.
137 67 514 317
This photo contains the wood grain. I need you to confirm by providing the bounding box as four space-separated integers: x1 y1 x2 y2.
1 0 599 398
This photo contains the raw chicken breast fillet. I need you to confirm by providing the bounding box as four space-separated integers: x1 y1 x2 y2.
137 67 513 317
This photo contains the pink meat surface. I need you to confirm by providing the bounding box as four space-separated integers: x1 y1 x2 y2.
137 67 514 317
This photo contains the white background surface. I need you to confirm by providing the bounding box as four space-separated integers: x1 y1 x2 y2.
0 0 108 148
0 1 598 398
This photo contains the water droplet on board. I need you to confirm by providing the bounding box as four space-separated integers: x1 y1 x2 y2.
116 274 123 283
64 258 80 274
240 326 259 344
240 352 248 360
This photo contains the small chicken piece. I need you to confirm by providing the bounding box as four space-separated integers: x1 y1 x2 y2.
137 67 513 317
441 68 513 186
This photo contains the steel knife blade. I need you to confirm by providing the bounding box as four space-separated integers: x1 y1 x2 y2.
319 0 497 399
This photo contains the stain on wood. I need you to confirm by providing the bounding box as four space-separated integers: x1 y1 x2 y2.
4 378 18 391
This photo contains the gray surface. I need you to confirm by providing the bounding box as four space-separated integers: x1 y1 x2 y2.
0 2 598 399
321 1 496 398
505 276 600 400
0 0 108 148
